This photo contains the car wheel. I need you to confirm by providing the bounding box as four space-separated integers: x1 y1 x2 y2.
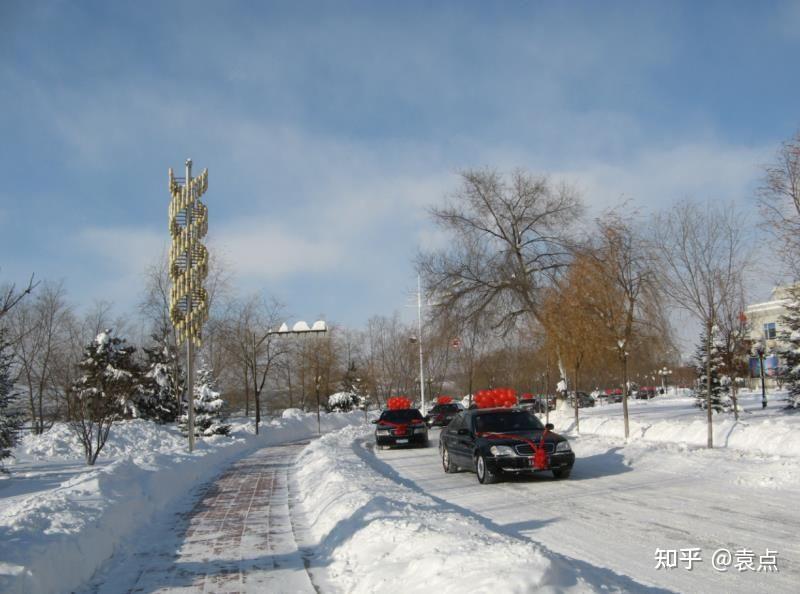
442 447 458 473
476 454 498 484
552 468 571 479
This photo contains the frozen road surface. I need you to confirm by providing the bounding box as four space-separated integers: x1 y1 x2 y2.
374 428 798 593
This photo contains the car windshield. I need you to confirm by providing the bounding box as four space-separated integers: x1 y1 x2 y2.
432 404 460 413
380 409 424 423
473 411 544 433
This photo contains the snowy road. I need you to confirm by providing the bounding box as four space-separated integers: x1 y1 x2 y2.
80 442 317 594
373 428 799 594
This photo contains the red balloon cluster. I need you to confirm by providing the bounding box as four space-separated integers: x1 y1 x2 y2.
387 396 413 410
473 387 517 409
436 395 453 405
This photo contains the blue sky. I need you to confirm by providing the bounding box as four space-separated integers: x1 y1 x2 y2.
2 0 799 328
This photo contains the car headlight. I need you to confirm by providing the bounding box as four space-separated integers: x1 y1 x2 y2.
555 440 571 452
489 445 515 457
376 429 390 435
413 427 427 434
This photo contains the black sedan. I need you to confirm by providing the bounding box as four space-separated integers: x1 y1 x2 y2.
424 403 463 427
373 408 429 449
438 408 575 484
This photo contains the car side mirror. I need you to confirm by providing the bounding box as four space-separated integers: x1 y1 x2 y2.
457 428 471 436
545 423 554 430
370 419 378 424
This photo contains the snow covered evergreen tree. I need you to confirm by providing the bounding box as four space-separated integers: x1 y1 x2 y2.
180 363 229 436
693 327 729 411
776 286 800 408
332 361 364 411
133 334 181 423
328 391 358 412
69 329 140 465
0 328 23 472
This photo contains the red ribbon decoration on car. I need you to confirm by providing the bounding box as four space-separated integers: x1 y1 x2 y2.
378 419 425 436
477 428 550 469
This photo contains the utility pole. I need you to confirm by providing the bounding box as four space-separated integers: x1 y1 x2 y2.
168 159 209 452
417 274 426 415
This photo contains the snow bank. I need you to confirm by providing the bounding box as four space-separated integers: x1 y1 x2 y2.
294 427 596 593
0 411 366 594
551 393 800 457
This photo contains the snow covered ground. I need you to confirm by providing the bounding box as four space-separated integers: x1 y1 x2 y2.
0 410 366 594
550 389 800 456
2 392 798 593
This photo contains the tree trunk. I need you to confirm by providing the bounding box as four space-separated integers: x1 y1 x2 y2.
573 364 580 433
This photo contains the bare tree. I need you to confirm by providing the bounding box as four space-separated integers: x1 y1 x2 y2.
653 200 750 448
363 314 418 406
576 212 660 439
758 131 800 278
221 295 287 433
419 169 584 333
8 282 73 433
0 273 37 320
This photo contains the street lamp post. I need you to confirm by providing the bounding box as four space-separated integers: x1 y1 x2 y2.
315 374 322 435
755 340 768 409
267 320 328 434
417 274 427 415
658 367 671 395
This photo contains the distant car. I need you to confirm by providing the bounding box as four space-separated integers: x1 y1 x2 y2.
424 403 463 427
602 388 623 403
438 408 575 484
373 408 429 449
567 391 595 408
635 387 657 400
518 395 554 413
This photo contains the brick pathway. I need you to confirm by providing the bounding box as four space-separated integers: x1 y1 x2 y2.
84 443 317 594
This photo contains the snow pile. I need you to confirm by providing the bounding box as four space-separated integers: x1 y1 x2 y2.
294 427 596 593
0 411 366 594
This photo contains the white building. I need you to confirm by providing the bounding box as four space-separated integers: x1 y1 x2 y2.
744 284 797 381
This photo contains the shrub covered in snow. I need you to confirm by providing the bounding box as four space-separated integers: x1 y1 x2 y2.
132 333 181 423
693 327 730 411
69 329 140 465
180 363 230 437
777 286 800 408
328 391 359 412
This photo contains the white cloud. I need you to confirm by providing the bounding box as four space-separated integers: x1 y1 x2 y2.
211 221 344 281
547 141 773 215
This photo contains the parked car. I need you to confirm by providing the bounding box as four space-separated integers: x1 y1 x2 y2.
424 403 463 427
635 386 657 399
518 395 554 413
567 391 595 408
602 388 623 403
438 408 575 484
373 408 429 449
